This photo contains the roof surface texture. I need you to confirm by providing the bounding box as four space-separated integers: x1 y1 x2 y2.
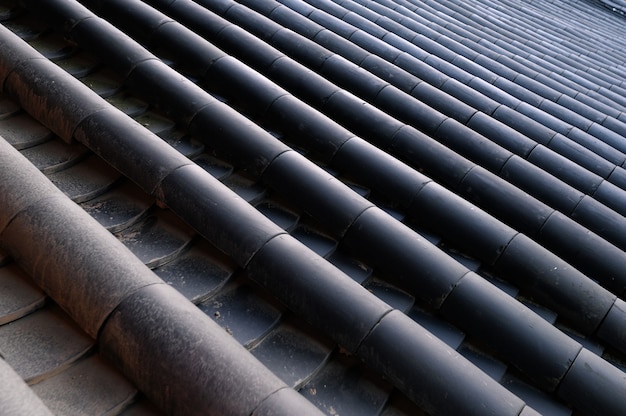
1 0 626 415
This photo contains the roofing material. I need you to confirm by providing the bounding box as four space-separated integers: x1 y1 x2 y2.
1 0 626 415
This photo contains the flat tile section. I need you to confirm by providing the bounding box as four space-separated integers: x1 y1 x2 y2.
153 239 234 303
199 279 284 347
0 357 54 416
0 113 53 149
251 315 334 388
114 209 196 268
31 355 137 416
80 179 154 232
47 154 121 202
2 0 626 415
0 263 45 325
0 97 19 119
299 352 392 416
0 306 93 384
19 138 88 173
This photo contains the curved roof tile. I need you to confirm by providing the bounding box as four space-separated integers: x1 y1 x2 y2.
2 0 626 414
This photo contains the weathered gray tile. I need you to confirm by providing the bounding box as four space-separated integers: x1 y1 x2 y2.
251 315 334 388
0 263 45 325
31 354 137 416
154 239 234 303
0 306 93 383
299 352 392 416
199 279 283 347
0 357 54 416
114 209 196 268
47 155 121 203
81 179 153 232
0 113 53 150
20 138 88 173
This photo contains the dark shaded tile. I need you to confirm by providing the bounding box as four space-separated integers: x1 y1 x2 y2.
156 163 284 267
251 315 334 388
327 251 372 285
80 179 153 232
0 1 22 22
477 269 520 298
0 112 53 149
2 14 46 40
105 92 149 117
299 352 392 416
0 248 10 266
291 226 337 258
245 233 391 353
19 138 88 173
73 107 193 194
221 171 267 203
153 239 235 303
438 243 482 271
57 52 101 77
161 130 205 158
4 56 110 142
1 193 163 339
126 58 215 127
0 263 45 325
342 207 467 309
46 154 122 203
344 181 370 198
198 279 283 347
502 373 572 416
31 354 137 415
80 68 123 97
556 324 604 357
255 200 300 231
114 209 196 268
408 307 465 350
189 96 293 174
379 390 428 416
135 110 176 137
440 272 583 392
458 343 508 382
364 278 414 312
192 153 233 180
0 96 20 120
518 298 558 325
27 31 76 61
99 283 305 415
0 306 93 383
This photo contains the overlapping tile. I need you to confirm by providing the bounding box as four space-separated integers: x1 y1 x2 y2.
1 0 626 415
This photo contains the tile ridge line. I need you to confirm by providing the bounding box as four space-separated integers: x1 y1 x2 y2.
0 123 321 416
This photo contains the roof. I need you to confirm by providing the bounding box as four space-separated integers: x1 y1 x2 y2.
1 0 626 414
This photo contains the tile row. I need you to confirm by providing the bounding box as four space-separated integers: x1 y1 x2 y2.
84 0 626 346
140 0 626 300
7 1 624 414
2 4 534 415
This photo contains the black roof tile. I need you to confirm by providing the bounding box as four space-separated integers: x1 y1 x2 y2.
3 0 626 414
